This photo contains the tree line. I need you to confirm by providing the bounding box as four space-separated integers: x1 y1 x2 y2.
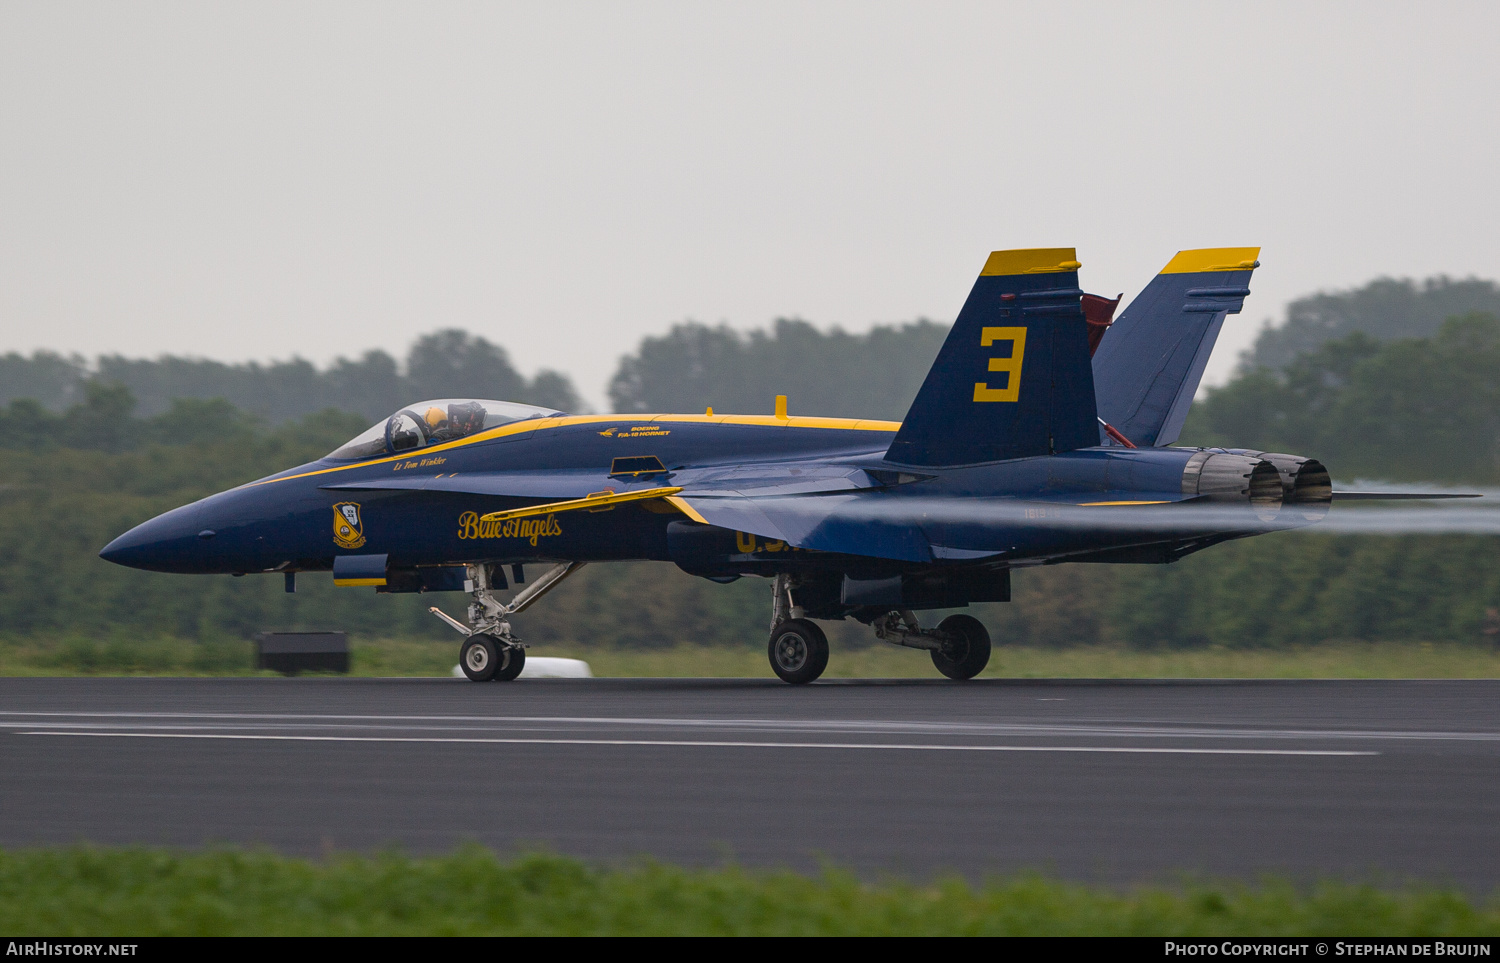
0 329 581 424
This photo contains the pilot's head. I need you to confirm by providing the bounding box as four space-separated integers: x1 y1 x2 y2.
424 407 448 431
448 401 486 436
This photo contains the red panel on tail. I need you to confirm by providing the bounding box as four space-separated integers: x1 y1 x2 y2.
1083 293 1122 356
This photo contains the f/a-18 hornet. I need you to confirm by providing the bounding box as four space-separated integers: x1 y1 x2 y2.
102 247 1449 683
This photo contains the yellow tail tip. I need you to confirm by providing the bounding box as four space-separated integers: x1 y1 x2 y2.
1161 247 1261 274
981 248 1080 276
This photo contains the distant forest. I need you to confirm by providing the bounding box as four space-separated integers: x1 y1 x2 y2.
1238 275 1500 372
2 275 1495 482
0 329 582 424
3 273 1496 426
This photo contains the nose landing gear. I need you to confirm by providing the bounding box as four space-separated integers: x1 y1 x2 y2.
433 561 581 682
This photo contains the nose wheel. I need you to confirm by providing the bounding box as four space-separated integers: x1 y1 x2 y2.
494 644 525 682
459 635 526 682
434 561 582 682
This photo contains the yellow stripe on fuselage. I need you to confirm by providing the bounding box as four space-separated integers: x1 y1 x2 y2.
1077 500 1173 506
247 413 902 489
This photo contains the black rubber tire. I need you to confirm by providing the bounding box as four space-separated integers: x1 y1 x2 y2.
459 636 499 682
930 614 991 680
492 644 526 682
767 619 829 685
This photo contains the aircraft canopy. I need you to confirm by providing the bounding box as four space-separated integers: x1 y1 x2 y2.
328 399 560 460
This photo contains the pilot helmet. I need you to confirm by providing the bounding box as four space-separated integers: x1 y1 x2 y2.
448 401 486 435
423 406 448 430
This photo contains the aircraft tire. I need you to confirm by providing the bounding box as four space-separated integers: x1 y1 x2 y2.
767 619 829 685
492 643 526 682
931 615 991 680
459 636 499 682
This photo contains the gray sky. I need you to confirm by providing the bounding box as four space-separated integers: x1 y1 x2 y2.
2 1 1496 409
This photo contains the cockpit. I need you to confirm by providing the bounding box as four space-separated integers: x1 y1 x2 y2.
328 399 561 460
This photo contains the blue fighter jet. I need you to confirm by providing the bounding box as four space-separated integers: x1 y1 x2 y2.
100 247 1456 683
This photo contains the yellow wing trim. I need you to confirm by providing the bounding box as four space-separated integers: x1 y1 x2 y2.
981 248 1080 276
479 486 684 523
1077 500 1174 506
333 577 387 587
664 495 709 524
1160 247 1261 274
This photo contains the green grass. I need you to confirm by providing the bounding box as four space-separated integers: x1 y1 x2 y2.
573 640 1500 680
1 846 1495 936
1 634 1499 679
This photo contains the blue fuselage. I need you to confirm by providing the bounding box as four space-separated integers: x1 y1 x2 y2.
100 413 1209 580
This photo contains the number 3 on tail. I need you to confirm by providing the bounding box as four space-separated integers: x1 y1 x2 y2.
973 326 1026 402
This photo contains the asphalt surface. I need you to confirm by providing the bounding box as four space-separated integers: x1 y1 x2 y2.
2 676 1497 889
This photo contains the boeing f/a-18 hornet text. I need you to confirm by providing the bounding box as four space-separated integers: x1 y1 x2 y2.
101 248 1467 683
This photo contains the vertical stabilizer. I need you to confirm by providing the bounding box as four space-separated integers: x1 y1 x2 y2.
1092 247 1259 447
887 248 1098 467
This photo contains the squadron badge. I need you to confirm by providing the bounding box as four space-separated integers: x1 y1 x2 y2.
332 502 366 549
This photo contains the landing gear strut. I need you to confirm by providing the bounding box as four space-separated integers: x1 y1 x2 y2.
872 609 991 680
762 574 993 683
432 561 582 682
766 574 828 684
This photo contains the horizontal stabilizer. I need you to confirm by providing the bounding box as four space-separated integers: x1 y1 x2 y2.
1093 247 1259 447
1332 491 1482 501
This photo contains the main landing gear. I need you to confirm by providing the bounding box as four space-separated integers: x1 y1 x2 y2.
431 561 583 682
765 574 992 684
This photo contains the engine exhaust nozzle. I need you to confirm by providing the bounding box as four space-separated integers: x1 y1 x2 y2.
1182 451 1284 518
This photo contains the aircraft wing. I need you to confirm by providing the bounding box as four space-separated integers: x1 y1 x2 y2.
673 491 937 562
673 489 1202 563
670 465 882 496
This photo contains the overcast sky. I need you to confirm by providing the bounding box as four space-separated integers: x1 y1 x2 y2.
2 1 1496 409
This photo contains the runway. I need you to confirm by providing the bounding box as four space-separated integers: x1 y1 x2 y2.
2 677 1497 890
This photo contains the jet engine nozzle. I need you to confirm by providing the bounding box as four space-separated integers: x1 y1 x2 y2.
1181 451 1284 518
1225 450 1333 522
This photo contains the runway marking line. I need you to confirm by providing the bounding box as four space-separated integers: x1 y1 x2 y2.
17 730 1377 756
0 710 1487 741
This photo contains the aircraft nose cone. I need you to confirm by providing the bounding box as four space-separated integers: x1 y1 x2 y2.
99 502 207 572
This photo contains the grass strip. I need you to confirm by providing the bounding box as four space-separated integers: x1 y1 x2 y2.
2 846 1497 936
1 634 1497 679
